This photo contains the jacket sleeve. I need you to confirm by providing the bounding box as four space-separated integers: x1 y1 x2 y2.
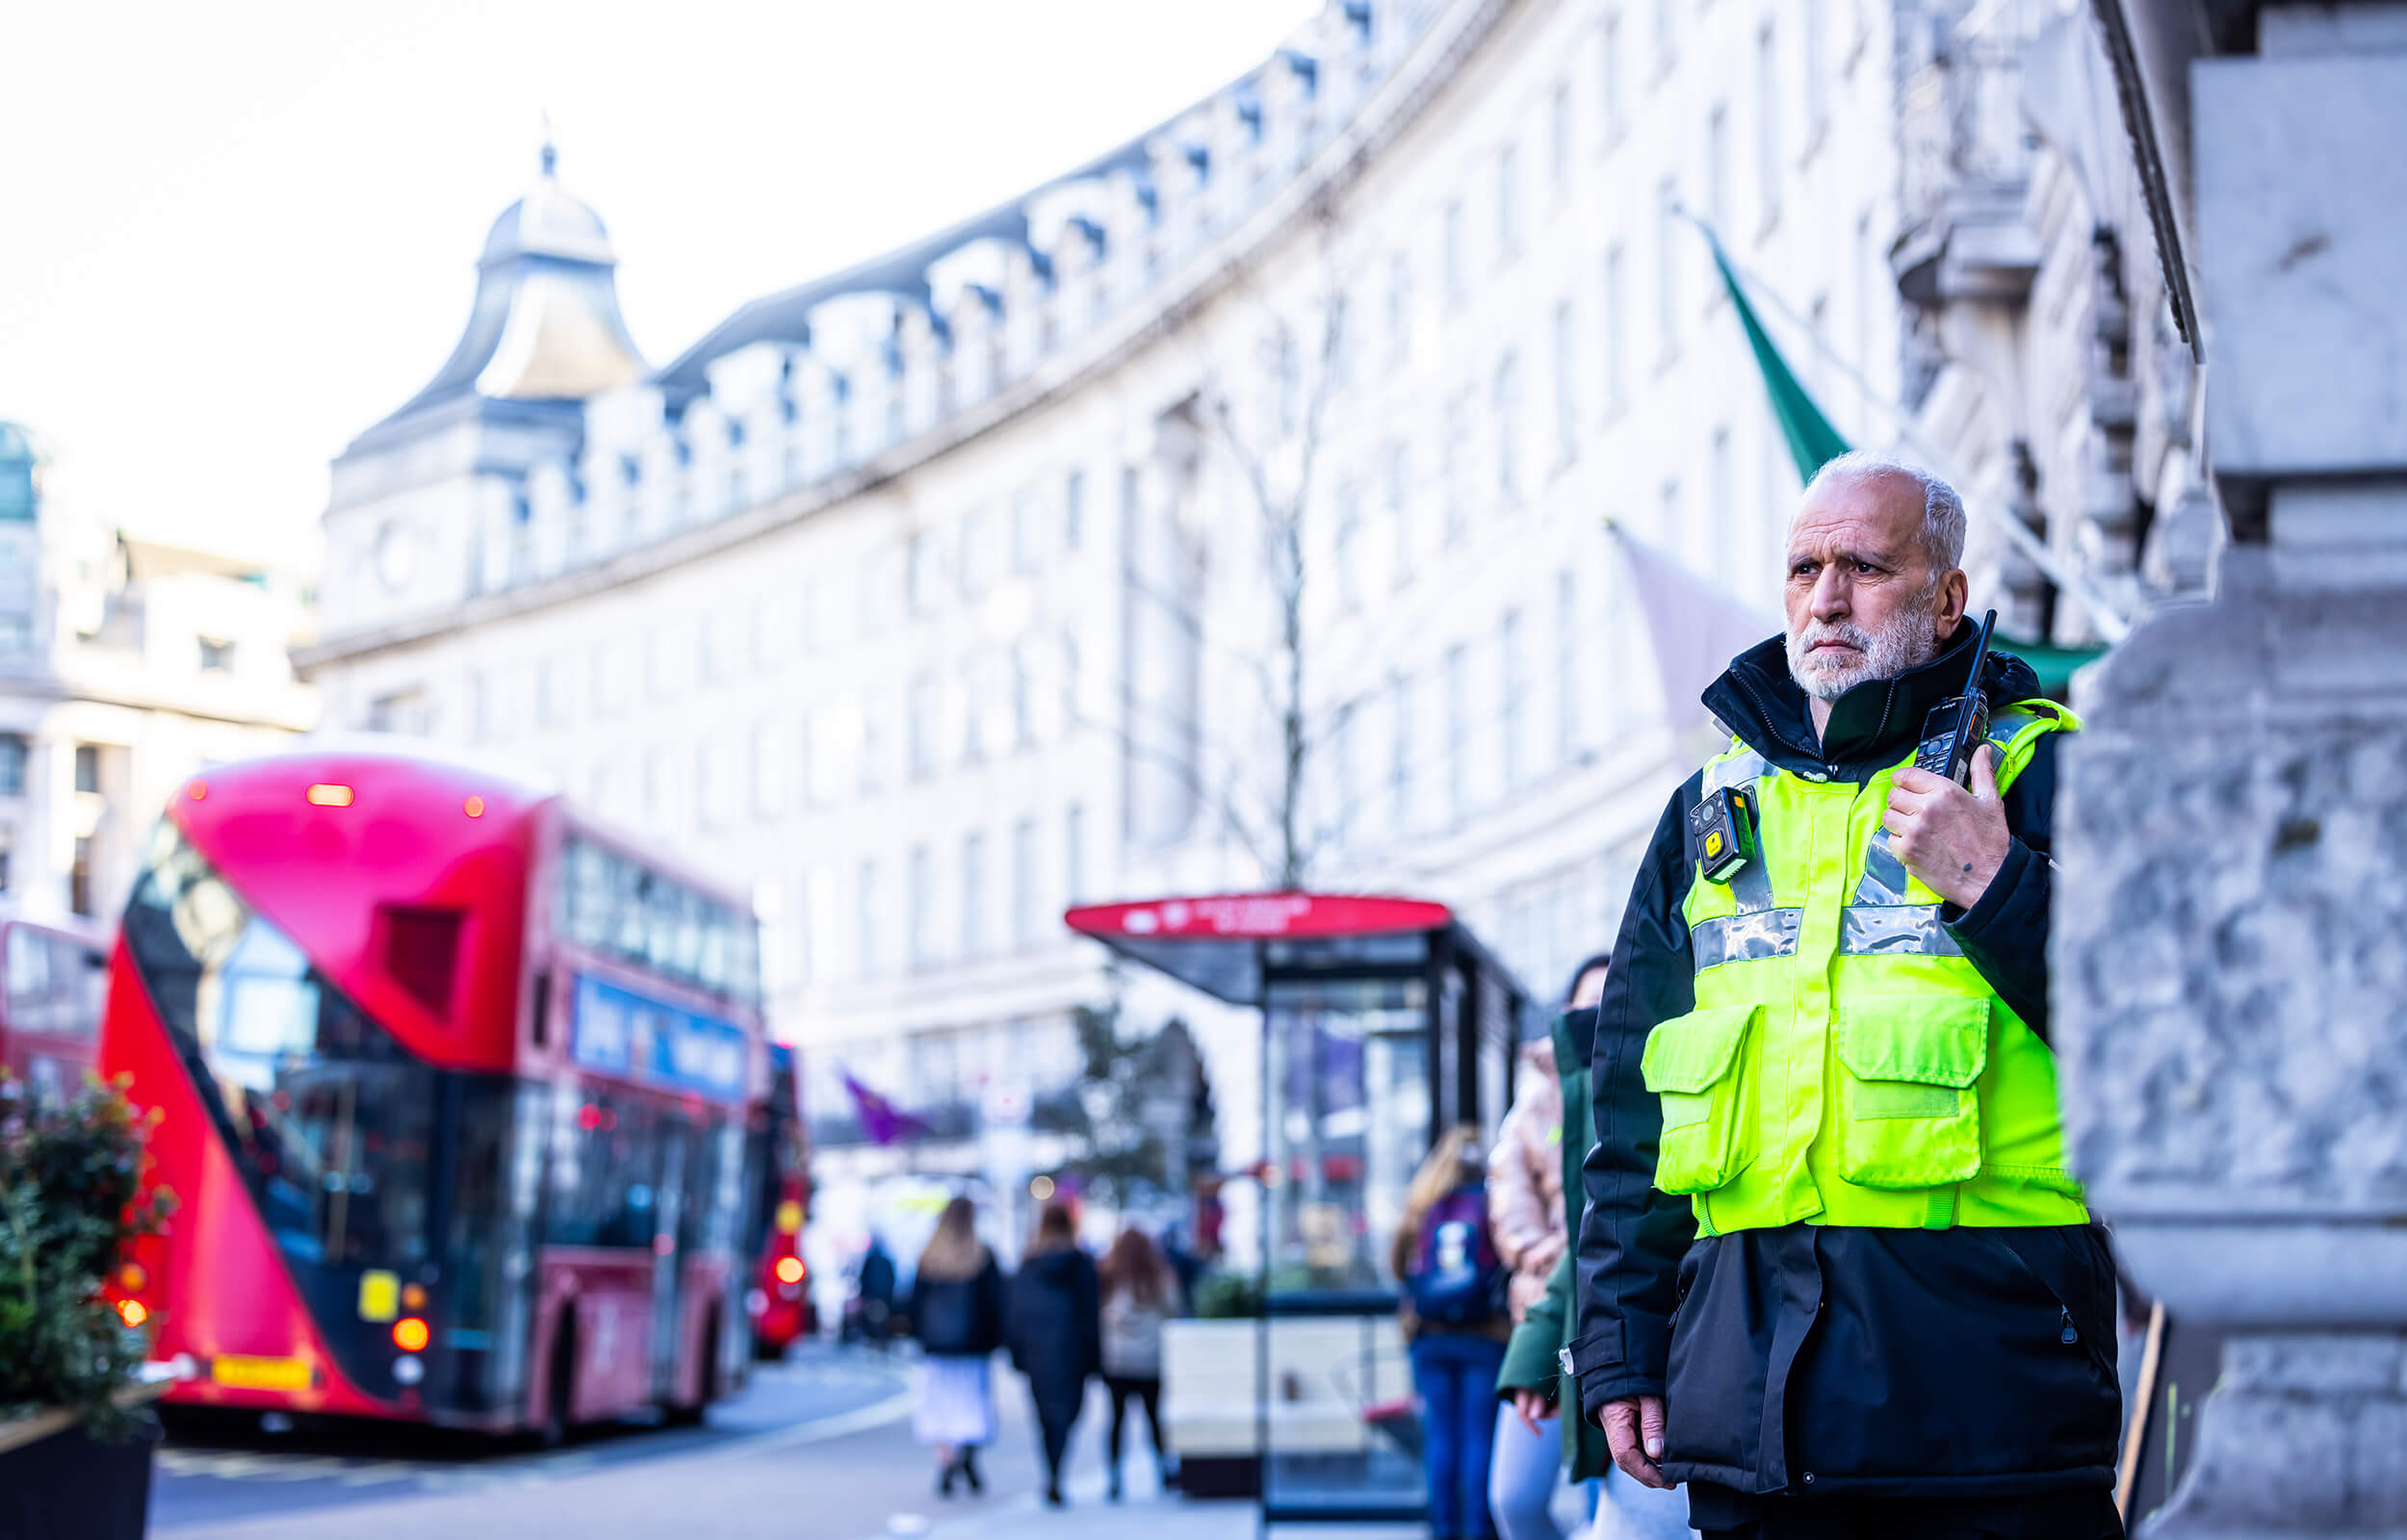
1495 1247 1575 1398
1569 782 1701 1413
1946 732 2059 1040
1487 1099 1558 1273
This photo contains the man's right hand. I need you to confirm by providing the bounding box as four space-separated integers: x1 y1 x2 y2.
1597 1395 1671 1489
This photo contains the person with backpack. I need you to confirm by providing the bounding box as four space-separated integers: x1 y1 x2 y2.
1397 1127 1514 1540
906 1196 1007 1498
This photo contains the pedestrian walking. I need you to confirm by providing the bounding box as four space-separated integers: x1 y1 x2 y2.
1006 1198 1100 1507
1398 1127 1513 1540
1568 452 2122 1538
1097 1226 1182 1500
1494 957 1691 1540
905 1196 1005 1499
852 1234 897 1348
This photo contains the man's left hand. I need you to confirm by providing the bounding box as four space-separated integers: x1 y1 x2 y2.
1885 745 2011 910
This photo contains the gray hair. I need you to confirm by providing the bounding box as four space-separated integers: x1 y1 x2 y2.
1800 450 1967 575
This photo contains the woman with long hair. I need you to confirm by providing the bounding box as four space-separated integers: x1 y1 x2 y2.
1397 1127 1513 1540
1006 1198 1101 1507
906 1195 1006 1498
1097 1226 1183 1500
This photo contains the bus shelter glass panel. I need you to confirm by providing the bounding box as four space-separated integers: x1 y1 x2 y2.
1260 976 1429 1520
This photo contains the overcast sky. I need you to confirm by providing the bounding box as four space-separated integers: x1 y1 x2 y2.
0 0 1317 563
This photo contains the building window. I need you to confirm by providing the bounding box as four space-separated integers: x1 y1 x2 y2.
1012 817 1040 949
1711 424 1734 552
1387 252 1413 360
792 868 816 988
70 835 91 917
0 735 24 797
1441 395 1471 543
73 744 98 795
1063 804 1086 906
962 661 988 765
1060 630 1083 733
799 707 823 808
1444 644 1470 818
960 832 988 960
1011 487 1042 574
1495 143 1521 265
1604 245 1627 413
858 700 886 796
908 673 938 781
1547 80 1571 191
1757 22 1782 229
1386 441 1412 588
1442 199 1467 311
1804 0 1827 143
907 532 941 616
1331 709 1357 849
1555 568 1580 765
1652 0 1676 79
906 844 934 970
1388 673 1412 830
856 858 882 978
1492 352 1522 503
1063 469 1085 552
1011 643 1035 749
961 508 996 598
1552 299 1579 468
1600 12 1626 145
1500 608 1526 790
198 637 235 672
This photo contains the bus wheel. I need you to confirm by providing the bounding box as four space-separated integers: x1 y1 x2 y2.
665 1307 720 1427
538 1312 578 1450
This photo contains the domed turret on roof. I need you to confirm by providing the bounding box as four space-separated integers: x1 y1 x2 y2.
368 142 646 431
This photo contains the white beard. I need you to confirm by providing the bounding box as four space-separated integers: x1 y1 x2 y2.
1786 604 1943 702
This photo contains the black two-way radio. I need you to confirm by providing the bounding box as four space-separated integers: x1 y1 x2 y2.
1911 608 1999 786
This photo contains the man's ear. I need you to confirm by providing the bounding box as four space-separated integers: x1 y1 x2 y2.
1935 568 1971 639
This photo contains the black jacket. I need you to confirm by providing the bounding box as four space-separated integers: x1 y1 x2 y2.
1007 1247 1102 1423
1569 628 2121 1500
909 1251 1006 1358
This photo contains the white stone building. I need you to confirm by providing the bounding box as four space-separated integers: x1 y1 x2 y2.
0 424 317 926
299 0 2065 1236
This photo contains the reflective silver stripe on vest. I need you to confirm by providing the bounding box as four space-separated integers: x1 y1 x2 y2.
1838 904 1964 958
1694 908 1803 971
1701 749 1777 913
1853 825 1914 906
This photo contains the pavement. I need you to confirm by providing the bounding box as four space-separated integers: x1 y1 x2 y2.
147 1344 1418 1540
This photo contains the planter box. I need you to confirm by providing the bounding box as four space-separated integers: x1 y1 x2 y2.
0 1414 158 1539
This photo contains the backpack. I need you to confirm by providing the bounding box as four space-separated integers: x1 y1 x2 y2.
1406 1187 1507 1326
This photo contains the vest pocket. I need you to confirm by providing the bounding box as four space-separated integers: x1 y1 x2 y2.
1834 995 1988 1189
1641 1003 1759 1194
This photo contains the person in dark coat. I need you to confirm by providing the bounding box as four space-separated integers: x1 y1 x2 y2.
1568 454 2123 1539
1006 1199 1101 1507
906 1197 1007 1497
856 1235 898 1346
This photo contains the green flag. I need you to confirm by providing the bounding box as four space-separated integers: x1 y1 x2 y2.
1697 222 1851 484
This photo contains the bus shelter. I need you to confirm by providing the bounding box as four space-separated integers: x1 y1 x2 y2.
1066 892 1532 1527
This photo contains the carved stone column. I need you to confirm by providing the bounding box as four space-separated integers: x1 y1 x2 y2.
2056 6 2407 1536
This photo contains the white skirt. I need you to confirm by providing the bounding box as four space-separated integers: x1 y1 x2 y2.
913 1354 996 1446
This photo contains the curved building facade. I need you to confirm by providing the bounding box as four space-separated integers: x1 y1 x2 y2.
303 0 1933 1237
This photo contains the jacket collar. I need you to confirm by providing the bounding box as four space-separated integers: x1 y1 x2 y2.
1699 624 2041 783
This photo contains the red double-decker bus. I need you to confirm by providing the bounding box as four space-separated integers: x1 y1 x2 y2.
101 741 766 1440
2 911 109 1101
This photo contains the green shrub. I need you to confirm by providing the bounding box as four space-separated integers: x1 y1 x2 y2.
1191 1269 1261 1320
0 1079 173 1437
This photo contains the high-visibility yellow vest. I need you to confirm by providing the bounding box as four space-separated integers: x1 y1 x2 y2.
1642 701 2088 1233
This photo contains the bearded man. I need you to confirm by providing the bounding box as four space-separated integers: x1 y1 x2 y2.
1566 453 2123 1539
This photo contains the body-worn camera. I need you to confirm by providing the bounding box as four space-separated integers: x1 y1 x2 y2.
1690 784 1758 885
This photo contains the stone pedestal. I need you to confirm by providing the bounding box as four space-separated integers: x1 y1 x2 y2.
2057 9 2407 1536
